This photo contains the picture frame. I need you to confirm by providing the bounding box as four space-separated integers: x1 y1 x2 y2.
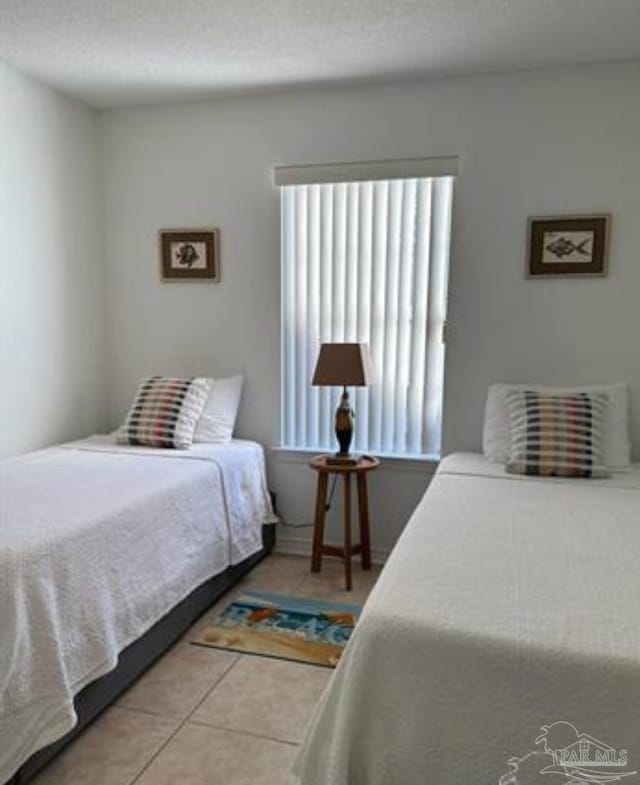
526 214 610 278
160 229 220 281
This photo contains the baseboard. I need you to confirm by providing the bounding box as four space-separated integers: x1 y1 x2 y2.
274 532 389 565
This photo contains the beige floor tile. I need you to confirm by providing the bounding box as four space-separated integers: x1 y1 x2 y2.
237 553 310 593
117 642 237 719
34 553 374 785
296 559 382 605
32 707 178 785
295 584 371 608
182 602 235 644
191 655 331 744
134 723 297 785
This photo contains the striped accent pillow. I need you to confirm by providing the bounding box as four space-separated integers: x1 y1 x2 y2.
505 390 610 478
118 376 211 449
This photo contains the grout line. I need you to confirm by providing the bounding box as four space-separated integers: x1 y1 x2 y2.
115 703 183 721
185 653 243 718
293 572 311 593
127 653 240 785
187 718 301 748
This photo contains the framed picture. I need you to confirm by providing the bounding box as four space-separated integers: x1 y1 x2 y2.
526 215 610 278
160 229 220 281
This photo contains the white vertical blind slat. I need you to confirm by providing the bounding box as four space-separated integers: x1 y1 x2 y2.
281 176 453 457
345 184 362 450
319 185 333 448
354 182 373 453
369 181 388 453
394 178 417 453
345 183 359 343
333 185 347 342
281 187 297 446
423 177 454 456
406 179 431 455
307 185 321 449
381 179 402 453
294 186 308 446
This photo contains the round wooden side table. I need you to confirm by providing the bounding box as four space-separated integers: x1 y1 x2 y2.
309 455 380 591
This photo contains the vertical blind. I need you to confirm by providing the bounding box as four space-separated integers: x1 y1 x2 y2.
281 175 454 458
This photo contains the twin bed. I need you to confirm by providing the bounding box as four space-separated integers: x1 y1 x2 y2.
295 452 640 785
4 390 639 785
1 435 275 785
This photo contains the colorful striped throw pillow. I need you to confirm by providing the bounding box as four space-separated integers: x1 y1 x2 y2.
118 376 211 449
505 390 610 478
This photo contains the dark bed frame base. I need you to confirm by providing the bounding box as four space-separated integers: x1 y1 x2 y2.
9 523 276 785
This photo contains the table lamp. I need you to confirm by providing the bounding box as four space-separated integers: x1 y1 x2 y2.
311 342 374 465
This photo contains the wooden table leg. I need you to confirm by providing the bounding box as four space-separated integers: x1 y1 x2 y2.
311 472 328 573
343 473 352 591
357 473 371 570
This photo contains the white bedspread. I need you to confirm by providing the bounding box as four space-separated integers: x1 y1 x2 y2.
0 436 274 784
295 453 640 785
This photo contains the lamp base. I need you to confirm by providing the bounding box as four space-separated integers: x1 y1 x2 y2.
335 387 355 457
325 453 360 467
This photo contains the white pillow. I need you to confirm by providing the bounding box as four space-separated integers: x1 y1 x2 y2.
483 381 631 471
194 375 244 443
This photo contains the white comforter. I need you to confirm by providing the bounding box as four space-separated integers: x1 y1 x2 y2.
295 453 640 785
0 436 274 784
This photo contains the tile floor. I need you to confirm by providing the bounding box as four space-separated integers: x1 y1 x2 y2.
32 554 382 785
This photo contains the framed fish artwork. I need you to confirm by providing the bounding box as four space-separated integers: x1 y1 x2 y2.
526 215 610 278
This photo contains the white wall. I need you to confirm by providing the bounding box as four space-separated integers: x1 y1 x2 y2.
0 63 106 457
100 61 640 557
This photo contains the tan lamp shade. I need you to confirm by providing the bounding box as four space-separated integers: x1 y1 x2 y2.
311 343 374 387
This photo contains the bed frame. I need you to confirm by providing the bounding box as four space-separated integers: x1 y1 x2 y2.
9 523 276 785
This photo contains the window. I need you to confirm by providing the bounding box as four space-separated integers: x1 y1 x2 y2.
278 159 455 459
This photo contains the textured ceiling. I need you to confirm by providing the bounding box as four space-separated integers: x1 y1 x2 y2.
2 0 640 107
